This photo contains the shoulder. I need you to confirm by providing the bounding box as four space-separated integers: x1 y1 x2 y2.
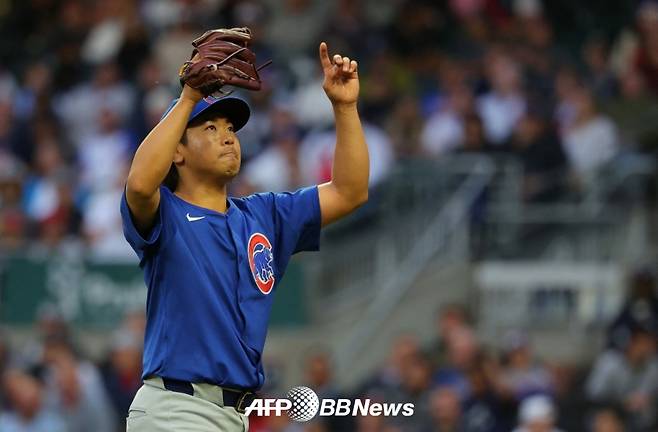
230 192 275 213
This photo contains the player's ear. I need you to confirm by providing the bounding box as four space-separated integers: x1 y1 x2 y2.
173 142 185 164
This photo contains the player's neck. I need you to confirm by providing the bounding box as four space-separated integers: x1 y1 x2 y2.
174 179 230 214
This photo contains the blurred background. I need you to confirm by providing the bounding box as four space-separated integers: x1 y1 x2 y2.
0 0 657 431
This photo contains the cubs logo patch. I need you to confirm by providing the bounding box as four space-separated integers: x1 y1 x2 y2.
203 95 219 104
248 233 275 294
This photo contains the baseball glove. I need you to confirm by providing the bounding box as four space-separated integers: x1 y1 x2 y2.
178 27 270 96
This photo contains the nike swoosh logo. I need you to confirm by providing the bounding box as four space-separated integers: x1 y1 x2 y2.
186 213 205 222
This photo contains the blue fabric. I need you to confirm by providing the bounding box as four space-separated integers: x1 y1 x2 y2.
120 185 321 389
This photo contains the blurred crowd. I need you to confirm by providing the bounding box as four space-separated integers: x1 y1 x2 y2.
1 268 657 431
0 0 657 260
0 309 145 432
280 268 658 432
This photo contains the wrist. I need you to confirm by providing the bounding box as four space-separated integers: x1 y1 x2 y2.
332 101 358 114
180 85 203 104
177 97 197 109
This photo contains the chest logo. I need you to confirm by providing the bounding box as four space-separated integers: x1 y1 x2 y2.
248 233 275 294
186 213 205 222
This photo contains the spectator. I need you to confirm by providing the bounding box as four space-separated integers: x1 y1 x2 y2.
0 99 22 165
243 131 302 193
360 334 421 394
360 51 414 124
586 325 658 430
0 154 26 251
425 385 464 432
607 268 658 351
420 84 474 157
299 122 394 187
512 395 564 432
426 303 472 370
553 66 582 135
497 330 554 402
152 19 202 86
41 336 116 432
604 69 658 152
632 2 658 96
81 162 134 262
263 0 331 61
303 350 338 400
507 105 567 202
301 349 351 431
100 330 142 430
477 50 526 145
386 96 424 158
13 62 53 122
560 86 619 184
462 354 515 432
458 113 493 154
78 107 133 193
582 36 618 102
588 407 626 432
21 136 80 249
433 326 479 400
0 369 66 432
54 62 135 146
389 353 433 430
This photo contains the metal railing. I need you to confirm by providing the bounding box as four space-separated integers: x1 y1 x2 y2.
298 152 656 375
305 155 496 316
327 155 496 369
481 153 656 261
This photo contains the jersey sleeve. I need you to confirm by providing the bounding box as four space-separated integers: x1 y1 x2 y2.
272 186 321 255
120 185 174 263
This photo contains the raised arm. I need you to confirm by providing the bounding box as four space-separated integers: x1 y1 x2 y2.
125 86 203 234
316 42 370 227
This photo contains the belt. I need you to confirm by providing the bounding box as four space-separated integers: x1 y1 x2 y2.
160 377 257 414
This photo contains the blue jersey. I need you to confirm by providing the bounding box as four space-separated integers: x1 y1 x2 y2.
120 185 321 390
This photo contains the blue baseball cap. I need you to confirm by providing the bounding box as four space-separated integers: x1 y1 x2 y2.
161 96 250 131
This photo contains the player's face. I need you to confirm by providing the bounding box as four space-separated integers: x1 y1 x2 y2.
183 116 242 181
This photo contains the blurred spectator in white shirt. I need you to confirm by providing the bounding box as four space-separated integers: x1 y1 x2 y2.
586 326 658 430
512 395 564 432
561 86 619 180
421 84 474 157
78 108 133 193
82 174 134 262
23 139 68 224
243 132 302 193
477 50 526 145
79 108 134 261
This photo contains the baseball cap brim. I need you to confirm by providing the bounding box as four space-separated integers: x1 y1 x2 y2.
161 96 250 131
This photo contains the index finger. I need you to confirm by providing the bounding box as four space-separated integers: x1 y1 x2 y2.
319 42 332 69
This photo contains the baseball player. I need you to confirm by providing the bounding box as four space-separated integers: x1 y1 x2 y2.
120 28 368 432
